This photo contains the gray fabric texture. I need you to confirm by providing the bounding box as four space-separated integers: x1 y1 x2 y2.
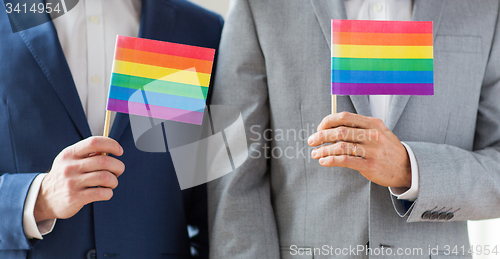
208 1 500 258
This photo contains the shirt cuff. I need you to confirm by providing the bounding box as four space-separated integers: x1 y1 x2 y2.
389 142 419 201
23 173 57 240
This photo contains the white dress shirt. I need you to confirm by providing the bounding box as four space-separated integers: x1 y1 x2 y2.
23 0 141 239
343 0 420 200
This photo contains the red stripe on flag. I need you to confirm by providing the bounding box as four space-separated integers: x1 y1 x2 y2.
331 20 433 34
116 35 215 62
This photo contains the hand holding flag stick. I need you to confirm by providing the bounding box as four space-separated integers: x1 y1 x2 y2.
309 112 413 187
312 19 434 188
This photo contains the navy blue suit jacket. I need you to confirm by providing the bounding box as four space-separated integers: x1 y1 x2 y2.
0 0 223 258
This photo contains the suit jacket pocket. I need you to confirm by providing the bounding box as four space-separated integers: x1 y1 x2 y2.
435 35 481 53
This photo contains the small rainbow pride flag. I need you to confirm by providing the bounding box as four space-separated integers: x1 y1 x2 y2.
331 20 434 95
107 36 215 125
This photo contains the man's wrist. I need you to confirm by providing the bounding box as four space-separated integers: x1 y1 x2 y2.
23 174 48 239
33 177 53 223
389 142 419 201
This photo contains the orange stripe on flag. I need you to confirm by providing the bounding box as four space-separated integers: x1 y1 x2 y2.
332 32 433 46
115 48 214 74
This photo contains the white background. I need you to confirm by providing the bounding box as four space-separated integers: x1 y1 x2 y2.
190 1 500 258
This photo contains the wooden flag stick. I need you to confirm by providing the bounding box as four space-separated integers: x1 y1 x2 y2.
331 95 337 114
103 110 112 137
102 110 112 156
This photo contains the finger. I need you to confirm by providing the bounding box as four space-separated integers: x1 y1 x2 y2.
79 155 125 177
311 142 365 159
308 127 374 147
81 187 114 204
72 137 123 158
317 112 384 131
318 155 368 171
78 171 119 189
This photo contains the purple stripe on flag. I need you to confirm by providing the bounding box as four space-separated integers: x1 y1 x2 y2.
107 98 204 125
331 83 434 95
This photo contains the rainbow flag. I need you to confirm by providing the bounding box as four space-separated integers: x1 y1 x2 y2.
107 36 216 125
331 20 434 95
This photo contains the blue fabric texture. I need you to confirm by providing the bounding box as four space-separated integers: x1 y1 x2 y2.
0 0 223 258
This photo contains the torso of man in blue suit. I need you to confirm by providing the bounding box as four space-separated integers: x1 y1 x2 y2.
0 0 223 258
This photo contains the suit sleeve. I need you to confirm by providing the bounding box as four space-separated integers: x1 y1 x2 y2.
0 173 40 250
207 0 280 258
399 13 500 222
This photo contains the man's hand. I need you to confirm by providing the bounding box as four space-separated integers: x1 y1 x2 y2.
34 137 125 222
308 112 411 188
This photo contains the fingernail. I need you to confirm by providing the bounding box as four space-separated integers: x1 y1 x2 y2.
311 149 317 157
319 157 326 164
308 136 314 145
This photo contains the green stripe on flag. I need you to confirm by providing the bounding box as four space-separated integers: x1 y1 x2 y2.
332 58 433 71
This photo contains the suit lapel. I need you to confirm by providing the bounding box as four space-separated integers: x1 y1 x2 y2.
385 0 446 130
17 18 92 139
309 0 346 48
109 0 177 141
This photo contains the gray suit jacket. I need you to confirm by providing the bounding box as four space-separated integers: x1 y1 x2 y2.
208 0 500 258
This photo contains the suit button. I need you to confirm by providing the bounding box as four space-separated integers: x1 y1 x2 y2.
429 211 439 220
445 213 454 220
86 249 96 259
438 212 448 220
421 211 432 219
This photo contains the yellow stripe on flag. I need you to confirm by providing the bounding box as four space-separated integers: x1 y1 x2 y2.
113 60 211 87
332 44 433 59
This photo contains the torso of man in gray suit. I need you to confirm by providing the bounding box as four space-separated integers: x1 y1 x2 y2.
208 1 500 258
